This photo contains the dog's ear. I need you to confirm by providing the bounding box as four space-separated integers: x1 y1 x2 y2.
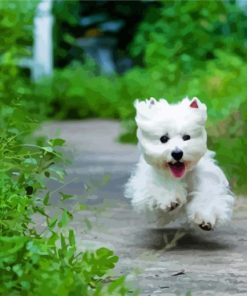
189 97 207 124
190 99 198 108
135 98 168 118
149 97 156 107
181 97 207 123
134 97 156 115
134 98 168 129
189 97 207 111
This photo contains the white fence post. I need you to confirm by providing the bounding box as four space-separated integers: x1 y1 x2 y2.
32 0 53 81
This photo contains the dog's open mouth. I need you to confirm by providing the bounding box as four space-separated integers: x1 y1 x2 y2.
168 162 186 178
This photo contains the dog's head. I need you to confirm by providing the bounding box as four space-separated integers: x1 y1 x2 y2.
135 97 207 178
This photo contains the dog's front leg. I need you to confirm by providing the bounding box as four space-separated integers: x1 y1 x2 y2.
129 180 188 216
151 191 186 213
186 163 235 230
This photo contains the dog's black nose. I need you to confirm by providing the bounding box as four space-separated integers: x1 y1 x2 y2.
171 149 183 161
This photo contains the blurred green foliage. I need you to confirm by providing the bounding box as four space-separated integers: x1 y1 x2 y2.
36 1 247 193
0 0 50 117
52 0 153 67
131 0 247 81
0 1 34 97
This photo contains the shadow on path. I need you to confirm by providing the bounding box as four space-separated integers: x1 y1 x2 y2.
137 228 231 251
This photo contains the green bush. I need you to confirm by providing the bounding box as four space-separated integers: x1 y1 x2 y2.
37 50 246 121
208 99 247 194
38 61 121 119
35 48 247 193
131 0 247 82
0 103 133 295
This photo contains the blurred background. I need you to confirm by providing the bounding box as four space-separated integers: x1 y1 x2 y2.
1 0 247 193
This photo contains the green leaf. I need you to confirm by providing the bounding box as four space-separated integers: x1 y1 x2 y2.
0 236 27 258
58 210 70 228
59 192 74 201
107 276 127 294
12 264 23 277
48 138 65 147
42 146 53 153
34 206 49 218
23 157 37 166
60 233 67 251
43 192 50 206
68 230 76 247
48 217 57 230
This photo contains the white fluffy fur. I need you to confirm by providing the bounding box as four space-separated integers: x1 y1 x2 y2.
125 97 235 230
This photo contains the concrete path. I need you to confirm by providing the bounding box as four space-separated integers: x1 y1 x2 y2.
42 120 247 296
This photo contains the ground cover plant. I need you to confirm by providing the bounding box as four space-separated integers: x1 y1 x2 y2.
0 102 134 295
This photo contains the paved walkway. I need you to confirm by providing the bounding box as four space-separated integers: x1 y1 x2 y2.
42 120 247 296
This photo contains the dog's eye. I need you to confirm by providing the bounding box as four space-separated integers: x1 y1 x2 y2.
182 134 191 141
160 135 169 143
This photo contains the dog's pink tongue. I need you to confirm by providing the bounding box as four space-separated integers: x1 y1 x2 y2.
169 162 185 178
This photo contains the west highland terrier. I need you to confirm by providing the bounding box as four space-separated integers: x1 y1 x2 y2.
125 97 235 230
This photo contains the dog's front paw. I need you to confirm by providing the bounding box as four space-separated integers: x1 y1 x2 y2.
187 202 233 231
189 212 215 231
167 200 180 212
157 197 184 213
199 221 213 231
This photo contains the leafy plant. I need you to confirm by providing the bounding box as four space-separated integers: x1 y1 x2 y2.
0 103 133 295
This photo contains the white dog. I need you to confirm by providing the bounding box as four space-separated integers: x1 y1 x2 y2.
125 97 234 230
